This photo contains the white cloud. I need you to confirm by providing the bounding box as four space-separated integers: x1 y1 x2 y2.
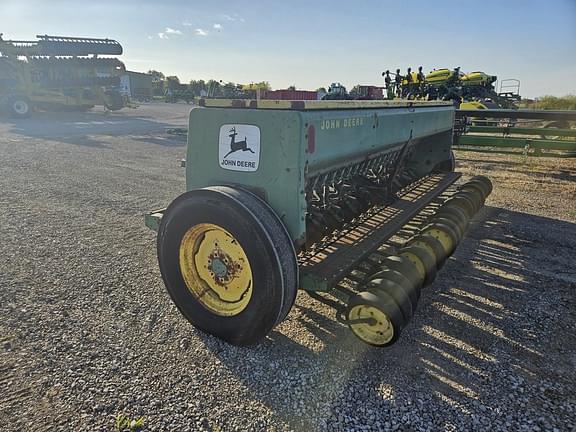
182 21 193 26
194 28 208 36
158 27 183 40
165 27 182 35
220 13 244 22
147 35 153 40
213 23 222 30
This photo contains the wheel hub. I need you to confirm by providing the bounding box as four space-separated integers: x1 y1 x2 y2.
179 223 252 316
209 256 228 278
13 101 28 115
349 305 394 345
207 249 242 285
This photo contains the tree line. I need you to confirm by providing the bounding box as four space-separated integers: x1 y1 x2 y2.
147 70 272 98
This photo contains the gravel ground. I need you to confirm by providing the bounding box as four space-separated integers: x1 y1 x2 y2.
1 104 575 431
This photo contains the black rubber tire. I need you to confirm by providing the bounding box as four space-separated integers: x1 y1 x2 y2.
398 245 437 286
421 222 460 255
456 188 484 212
373 255 423 289
427 216 464 241
368 278 414 320
435 205 469 234
104 90 124 111
464 179 490 199
435 150 456 173
345 289 405 347
407 234 447 269
157 186 298 346
7 95 31 118
444 195 476 218
367 268 419 303
469 175 493 195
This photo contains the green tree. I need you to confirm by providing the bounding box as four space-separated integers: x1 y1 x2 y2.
189 79 207 96
221 82 238 98
165 76 181 90
535 95 576 110
207 79 223 97
147 70 165 83
242 81 271 91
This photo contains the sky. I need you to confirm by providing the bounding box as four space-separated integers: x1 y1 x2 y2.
1 0 575 98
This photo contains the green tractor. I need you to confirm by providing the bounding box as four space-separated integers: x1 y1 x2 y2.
0 34 127 117
322 82 352 100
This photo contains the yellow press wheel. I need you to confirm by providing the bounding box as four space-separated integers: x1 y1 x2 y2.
444 195 476 218
179 223 252 316
345 289 405 347
398 245 437 287
456 188 484 212
369 255 424 290
157 187 298 346
421 222 460 256
367 268 420 302
435 205 469 234
462 180 489 201
407 234 447 268
427 216 464 241
368 278 415 319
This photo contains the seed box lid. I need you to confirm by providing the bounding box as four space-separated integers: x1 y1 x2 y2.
197 98 453 110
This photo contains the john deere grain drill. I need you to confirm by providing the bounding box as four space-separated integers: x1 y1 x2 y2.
0 34 126 117
145 99 492 347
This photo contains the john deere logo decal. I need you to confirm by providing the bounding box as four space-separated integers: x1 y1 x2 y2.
219 124 260 172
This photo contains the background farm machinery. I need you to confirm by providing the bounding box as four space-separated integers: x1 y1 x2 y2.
0 34 127 117
322 83 386 101
146 98 492 347
322 67 520 110
455 109 576 157
381 67 521 109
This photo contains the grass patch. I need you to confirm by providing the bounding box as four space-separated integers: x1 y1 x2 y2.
114 414 146 432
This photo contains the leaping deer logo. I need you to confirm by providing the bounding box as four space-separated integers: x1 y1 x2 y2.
224 127 255 158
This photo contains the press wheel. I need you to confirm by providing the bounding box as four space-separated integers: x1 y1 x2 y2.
398 245 437 287
460 181 488 201
371 255 423 290
157 186 298 346
469 175 493 196
435 206 469 234
407 234 447 268
368 269 419 304
427 216 464 241
444 195 476 218
421 222 460 256
456 188 484 212
345 289 405 347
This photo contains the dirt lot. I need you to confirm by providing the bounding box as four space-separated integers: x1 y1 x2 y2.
1 104 575 431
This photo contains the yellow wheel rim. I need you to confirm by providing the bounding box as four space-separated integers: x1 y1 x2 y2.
411 240 444 263
179 223 252 316
400 251 426 283
349 304 394 345
422 227 454 254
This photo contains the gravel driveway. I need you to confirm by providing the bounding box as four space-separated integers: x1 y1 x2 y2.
1 104 575 431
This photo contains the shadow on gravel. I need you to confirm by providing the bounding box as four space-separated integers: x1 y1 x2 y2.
1 110 181 148
132 136 186 148
202 206 576 430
